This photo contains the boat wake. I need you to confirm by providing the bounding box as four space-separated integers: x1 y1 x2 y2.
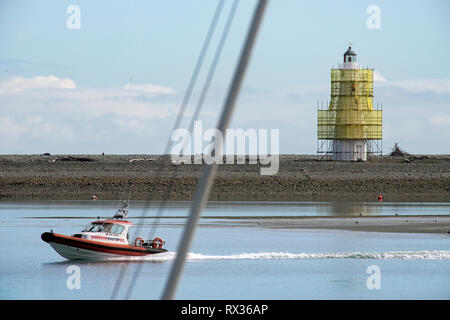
112 250 450 261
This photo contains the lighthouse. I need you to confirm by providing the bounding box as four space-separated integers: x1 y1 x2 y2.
317 44 382 161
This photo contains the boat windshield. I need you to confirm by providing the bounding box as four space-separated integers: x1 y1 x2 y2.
81 222 121 233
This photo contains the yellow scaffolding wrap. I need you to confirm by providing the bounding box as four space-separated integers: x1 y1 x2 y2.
318 68 382 140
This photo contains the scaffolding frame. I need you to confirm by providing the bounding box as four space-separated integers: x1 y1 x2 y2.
317 68 383 160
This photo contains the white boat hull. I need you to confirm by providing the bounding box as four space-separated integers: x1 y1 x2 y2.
49 242 124 260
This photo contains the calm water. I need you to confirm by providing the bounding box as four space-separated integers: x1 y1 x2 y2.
2 199 450 217
0 200 449 299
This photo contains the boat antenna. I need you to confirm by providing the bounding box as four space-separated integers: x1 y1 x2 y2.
113 201 128 220
127 185 133 202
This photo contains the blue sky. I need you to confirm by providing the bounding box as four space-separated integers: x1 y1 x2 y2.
0 0 449 154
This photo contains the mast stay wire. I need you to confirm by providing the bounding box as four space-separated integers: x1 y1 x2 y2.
123 0 240 300
110 0 226 300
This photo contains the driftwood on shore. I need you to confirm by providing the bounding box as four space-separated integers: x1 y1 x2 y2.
389 143 409 157
50 156 95 162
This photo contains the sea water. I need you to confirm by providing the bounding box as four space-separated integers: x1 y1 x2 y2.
0 200 449 299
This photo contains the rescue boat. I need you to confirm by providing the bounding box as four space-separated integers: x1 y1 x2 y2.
41 201 167 260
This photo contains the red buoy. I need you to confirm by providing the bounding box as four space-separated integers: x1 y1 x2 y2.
378 195 383 202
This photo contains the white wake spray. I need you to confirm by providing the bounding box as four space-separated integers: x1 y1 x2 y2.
112 250 450 261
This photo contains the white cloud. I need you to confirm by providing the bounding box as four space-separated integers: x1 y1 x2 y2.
112 118 157 137
114 118 144 130
63 96 173 120
0 83 175 120
388 78 450 94
0 75 76 94
122 83 175 95
0 117 29 145
0 116 76 147
0 75 178 153
373 71 387 83
429 114 450 126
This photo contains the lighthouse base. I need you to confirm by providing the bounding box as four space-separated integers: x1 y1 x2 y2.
332 140 367 161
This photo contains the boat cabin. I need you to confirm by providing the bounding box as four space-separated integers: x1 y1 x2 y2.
72 219 133 245
68 201 165 249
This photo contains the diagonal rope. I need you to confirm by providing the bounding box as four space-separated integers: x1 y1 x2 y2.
110 0 225 300
123 0 240 300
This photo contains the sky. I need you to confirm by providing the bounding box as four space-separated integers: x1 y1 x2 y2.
0 0 449 155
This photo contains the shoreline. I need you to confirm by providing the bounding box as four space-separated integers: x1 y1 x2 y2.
0 154 449 201
200 215 450 235
25 215 450 235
